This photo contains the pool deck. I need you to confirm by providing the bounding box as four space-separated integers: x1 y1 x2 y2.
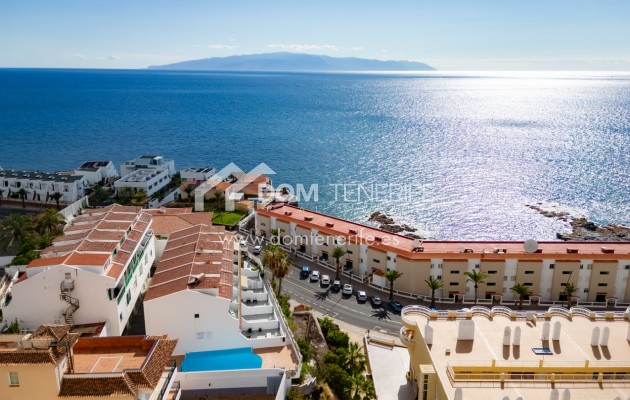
254 345 299 371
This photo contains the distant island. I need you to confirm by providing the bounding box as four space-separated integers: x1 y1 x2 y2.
147 52 435 72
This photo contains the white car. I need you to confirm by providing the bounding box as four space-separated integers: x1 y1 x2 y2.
342 284 353 296
310 271 320 282
239 240 248 250
320 275 330 287
252 245 262 255
356 291 367 302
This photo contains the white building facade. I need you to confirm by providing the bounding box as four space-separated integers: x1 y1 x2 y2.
0 170 89 204
1 204 156 336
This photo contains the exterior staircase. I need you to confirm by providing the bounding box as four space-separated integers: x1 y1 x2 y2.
60 281 79 325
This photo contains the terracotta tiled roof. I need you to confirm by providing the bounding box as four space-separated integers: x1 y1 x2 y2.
31 324 72 340
145 224 233 301
0 325 79 366
150 212 213 235
27 255 69 267
76 241 118 253
59 375 137 397
143 207 193 215
66 253 110 267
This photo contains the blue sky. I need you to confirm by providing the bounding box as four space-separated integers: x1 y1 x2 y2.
1 0 629 70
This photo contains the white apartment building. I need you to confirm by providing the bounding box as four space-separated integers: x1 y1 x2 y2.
73 160 119 186
180 167 216 182
0 204 156 336
0 170 89 204
143 225 291 355
120 155 175 177
114 168 171 197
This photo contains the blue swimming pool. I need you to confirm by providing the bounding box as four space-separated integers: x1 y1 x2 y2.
180 347 263 372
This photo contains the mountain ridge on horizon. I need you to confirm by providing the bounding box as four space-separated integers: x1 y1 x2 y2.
148 52 436 71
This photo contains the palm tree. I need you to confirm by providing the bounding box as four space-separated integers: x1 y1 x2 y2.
510 283 532 310
34 208 65 236
213 190 223 211
425 276 443 309
0 214 31 251
269 228 280 244
274 254 291 296
131 190 148 206
338 341 367 376
17 188 27 208
184 185 194 203
464 269 488 304
261 243 284 281
350 373 376 400
50 192 63 210
384 269 403 301
332 246 347 280
563 282 577 309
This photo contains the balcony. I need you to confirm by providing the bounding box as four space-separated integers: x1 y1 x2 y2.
150 362 179 400
399 327 415 346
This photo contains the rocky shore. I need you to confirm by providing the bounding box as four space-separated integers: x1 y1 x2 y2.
527 204 630 242
368 211 424 239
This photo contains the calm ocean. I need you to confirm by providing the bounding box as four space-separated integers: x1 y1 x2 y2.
0 69 628 240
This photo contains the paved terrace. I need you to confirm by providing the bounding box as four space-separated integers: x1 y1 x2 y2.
405 312 630 400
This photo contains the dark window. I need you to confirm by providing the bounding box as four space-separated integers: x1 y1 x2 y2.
549 264 555 269
562 271 572 275
194 314 199 318
600 271 610 275
488 270 497 274
373 259 380 263
451 270 460 274
449 282 459 286
487 282 496 286
525 270 534 274
524 282 533 286
598 283 608 287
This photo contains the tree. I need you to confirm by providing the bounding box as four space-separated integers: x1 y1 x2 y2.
0 214 31 251
34 208 65 236
275 254 291 296
510 283 532 310
464 269 488 304
350 372 376 400
270 228 280 244
50 192 63 210
563 282 577 309
131 190 148 206
17 188 27 208
261 243 285 281
338 342 367 376
332 246 347 281
383 269 403 301
425 276 443 309
213 190 223 211
319 317 335 337
116 187 133 204
184 185 194 203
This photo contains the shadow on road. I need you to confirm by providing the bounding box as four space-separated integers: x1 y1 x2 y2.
371 308 392 320
315 289 332 301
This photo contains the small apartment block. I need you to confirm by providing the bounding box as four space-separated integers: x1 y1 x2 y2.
0 324 179 400
256 205 630 304
1 204 156 336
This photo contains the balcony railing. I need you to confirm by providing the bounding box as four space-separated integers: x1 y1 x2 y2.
157 362 177 400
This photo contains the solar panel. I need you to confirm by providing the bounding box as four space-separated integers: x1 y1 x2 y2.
532 347 553 355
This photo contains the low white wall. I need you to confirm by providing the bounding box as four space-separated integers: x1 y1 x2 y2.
0 256 14 267
58 195 89 223
178 368 285 391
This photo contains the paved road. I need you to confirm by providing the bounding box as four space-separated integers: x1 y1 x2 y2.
271 260 404 337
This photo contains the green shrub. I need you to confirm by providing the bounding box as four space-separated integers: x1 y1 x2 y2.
326 329 349 349
322 364 352 400
319 316 335 337
322 351 339 365
296 338 314 362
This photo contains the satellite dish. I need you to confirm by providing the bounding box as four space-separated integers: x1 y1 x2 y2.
524 239 539 253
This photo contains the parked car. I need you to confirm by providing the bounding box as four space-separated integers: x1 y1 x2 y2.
300 266 310 278
320 275 330 287
388 300 403 313
252 245 262 255
342 284 353 296
356 291 367 302
310 271 320 282
370 296 382 307
239 239 248 250
332 280 341 291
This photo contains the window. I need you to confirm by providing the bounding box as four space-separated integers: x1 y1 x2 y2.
525 270 534 274
487 282 496 286
451 270 460 274
549 264 555 269
347 250 353 254
600 271 610 275
524 282 533 286
488 270 497 274
504 276 508 281
436 275 442 280
372 259 380 263
65 272 72 279
562 271 572 275
598 283 608 287
119 313 123 321
8 371 19 386
387 256 391 261
194 313 199 318
449 282 459 286
584 288 589 293
126 290 131 305
475 264 480 268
